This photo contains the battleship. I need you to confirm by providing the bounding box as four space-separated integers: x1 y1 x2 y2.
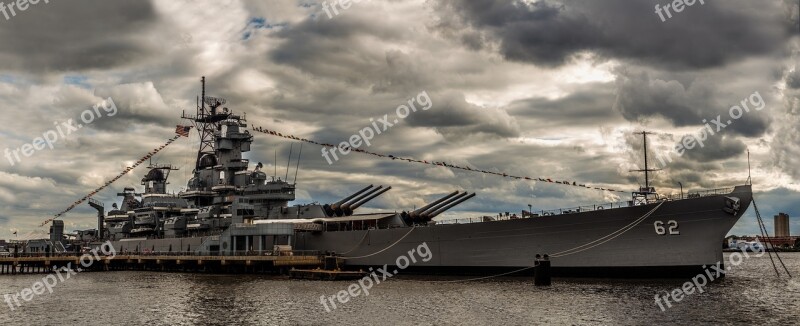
72 77 752 277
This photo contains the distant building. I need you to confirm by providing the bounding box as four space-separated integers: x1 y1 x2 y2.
774 213 790 237
757 236 798 249
725 236 765 251
50 220 65 243
25 239 50 253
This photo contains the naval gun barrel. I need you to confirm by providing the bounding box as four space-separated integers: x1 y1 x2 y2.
340 186 384 216
415 192 469 220
345 186 392 215
410 191 460 219
331 185 374 209
328 185 373 216
424 192 476 219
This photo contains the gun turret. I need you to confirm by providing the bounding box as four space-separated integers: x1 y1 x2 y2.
326 185 374 216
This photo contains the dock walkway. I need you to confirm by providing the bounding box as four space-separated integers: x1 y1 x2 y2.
0 251 324 274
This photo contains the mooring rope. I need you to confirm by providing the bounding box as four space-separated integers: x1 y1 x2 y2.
410 201 663 283
340 226 417 259
753 199 792 278
550 201 664 258
338 230 370 255
755 200 781 277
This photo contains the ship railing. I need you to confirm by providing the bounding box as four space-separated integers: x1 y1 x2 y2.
433 204 626 225
537 202 635 216
119 250 324 257
137 230 225 239
524 186 737 217
433 186 740 226
660 187 736 201
434 201 633 225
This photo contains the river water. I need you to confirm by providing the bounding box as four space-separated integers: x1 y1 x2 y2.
1 253 798 325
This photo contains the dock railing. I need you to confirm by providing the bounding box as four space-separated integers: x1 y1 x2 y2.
117 250 323 257
3 250 323 258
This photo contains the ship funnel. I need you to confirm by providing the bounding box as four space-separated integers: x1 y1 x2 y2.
415 192 468 220
410 191 460 219
331 185 373 216
424 192 476 219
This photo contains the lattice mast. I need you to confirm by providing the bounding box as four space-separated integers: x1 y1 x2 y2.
181 76 228 171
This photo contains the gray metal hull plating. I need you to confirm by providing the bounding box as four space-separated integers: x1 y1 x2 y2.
294 186 752 273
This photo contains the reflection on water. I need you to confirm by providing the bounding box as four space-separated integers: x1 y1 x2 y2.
1 253 798 325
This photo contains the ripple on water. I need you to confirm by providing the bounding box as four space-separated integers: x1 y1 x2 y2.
0 253 798 325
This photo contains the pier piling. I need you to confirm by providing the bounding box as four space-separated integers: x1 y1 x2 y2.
534 254 551 286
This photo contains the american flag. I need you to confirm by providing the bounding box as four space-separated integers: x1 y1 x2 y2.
175 125 191 137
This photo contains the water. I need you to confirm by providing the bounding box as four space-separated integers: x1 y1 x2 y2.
1 253 798 325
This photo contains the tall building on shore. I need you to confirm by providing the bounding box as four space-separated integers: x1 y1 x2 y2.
774 213 790 237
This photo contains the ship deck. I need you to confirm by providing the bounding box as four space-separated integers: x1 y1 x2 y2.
434 186 738 225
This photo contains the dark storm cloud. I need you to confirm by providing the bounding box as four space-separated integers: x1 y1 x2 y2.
441 0 789 69
621 132 737 189
770 62 800 180
682 134 747 162
506 82 621 127
785 69 800 89
613 69 771 137
462 139 627 190
0 0 159 72
90 83 178 130
404 92 520 140
613 69 712 125
270 15 401 84
751 187 800 222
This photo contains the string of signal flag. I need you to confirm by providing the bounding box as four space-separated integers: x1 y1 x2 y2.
39 126 192 227
39 123 625 228
251 126 627 194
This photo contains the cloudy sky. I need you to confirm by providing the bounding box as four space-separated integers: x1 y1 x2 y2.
1 0 799 240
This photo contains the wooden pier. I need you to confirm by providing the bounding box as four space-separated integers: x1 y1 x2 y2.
0 252 325 275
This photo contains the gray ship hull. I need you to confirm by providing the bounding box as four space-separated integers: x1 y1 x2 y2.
294 186 752 277
104 186 751 277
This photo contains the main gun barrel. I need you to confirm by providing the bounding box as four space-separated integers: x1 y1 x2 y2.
410 191 460 219
415 192 469 220
345 186 392 215
424 192 476 219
